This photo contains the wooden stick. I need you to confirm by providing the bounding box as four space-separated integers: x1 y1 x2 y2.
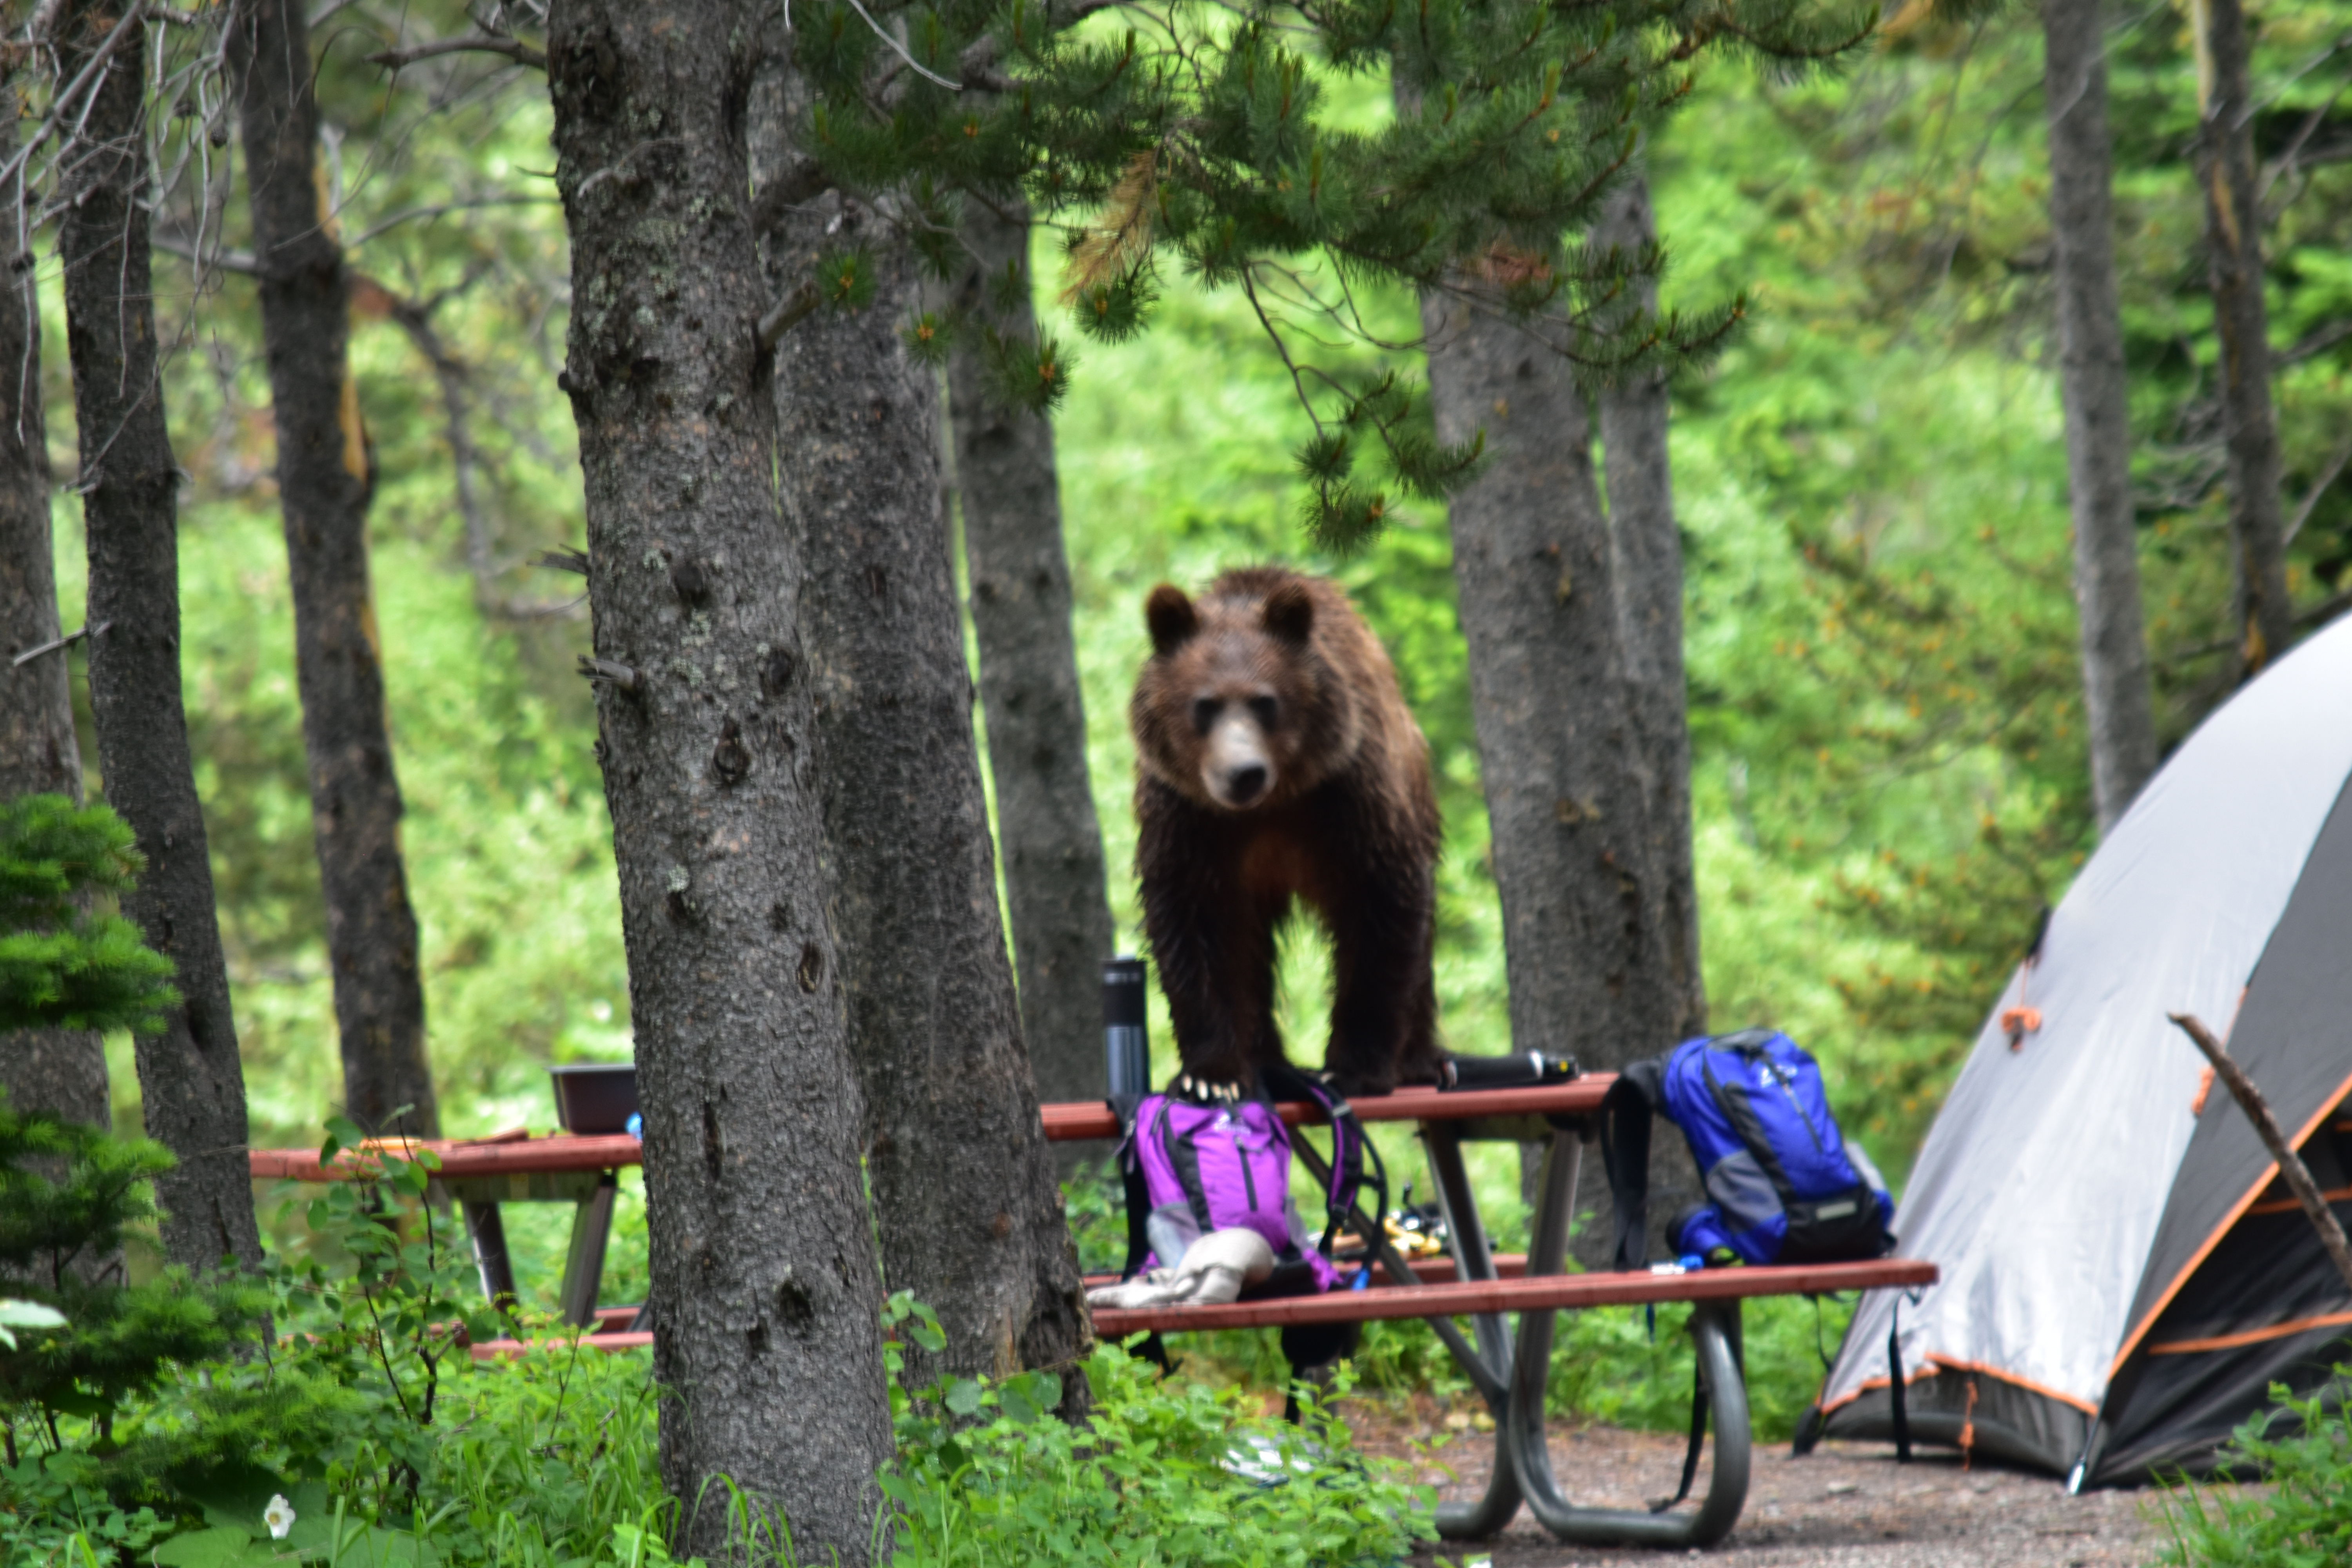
2171 1011 2352 1297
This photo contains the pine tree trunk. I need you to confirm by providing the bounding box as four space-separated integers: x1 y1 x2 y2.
947 197 1118 1123
762 93 1090 1397
2193 0 2292 675
1420 287 1697 1267
59 0 261 1272
1593 174 1705 1044
0 94 108 1134
2043 0 2160 832
227 0 437 1136
546 5 890 1556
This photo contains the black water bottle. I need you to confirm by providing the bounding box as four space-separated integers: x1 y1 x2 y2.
1102 956 1151 1106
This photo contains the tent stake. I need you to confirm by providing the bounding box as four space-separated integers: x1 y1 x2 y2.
2169 1011 2352 1297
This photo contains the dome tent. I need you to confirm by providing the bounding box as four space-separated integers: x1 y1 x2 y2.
1808 612 2352 1485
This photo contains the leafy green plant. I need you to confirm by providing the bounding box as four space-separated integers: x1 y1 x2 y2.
0 794 178 1037
2154 1374 2352 1568
0 1103 270 1463
879 1294 1434 1566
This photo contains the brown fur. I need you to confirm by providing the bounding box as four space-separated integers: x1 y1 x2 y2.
1129 567 1443 1094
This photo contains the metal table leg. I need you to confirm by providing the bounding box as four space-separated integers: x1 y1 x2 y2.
464 1200 519 1310
1422 1123 1529 1540
557 1172 619 1328
1501 1137 1751 1550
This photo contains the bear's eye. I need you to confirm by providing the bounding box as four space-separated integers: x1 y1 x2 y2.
1247 695 1279 730
1191 697 1220 735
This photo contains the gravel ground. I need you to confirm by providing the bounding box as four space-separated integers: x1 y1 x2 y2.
1341 1399 2176 1567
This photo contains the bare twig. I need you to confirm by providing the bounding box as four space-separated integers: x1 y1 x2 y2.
534 548 590 576
11 621 105 667
2169 1012 2352 1298
841 0 961 89
366 34 547 72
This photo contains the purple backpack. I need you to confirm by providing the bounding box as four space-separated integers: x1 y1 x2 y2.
1117 1065 1373 1296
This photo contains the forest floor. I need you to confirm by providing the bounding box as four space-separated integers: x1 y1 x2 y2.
1341 1397 2175 1567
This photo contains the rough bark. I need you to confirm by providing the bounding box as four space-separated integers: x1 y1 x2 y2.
1593 174 1705 1044
762 89 1090 1397
2042 0 2160 833
545 4 890 1557
2193 0 2293 676
0 90 109 1134
1419 286 1697 1267
227 0 437 1136
947 196 1119 1127
59 0 262 1272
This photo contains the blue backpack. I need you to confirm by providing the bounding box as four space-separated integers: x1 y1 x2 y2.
1602 1029 1893 1269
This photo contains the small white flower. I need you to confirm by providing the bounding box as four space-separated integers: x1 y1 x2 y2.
264 1495 296 1541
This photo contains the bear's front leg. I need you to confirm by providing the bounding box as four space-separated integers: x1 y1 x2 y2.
1315 817 1438 1098
1137 783 1280 1092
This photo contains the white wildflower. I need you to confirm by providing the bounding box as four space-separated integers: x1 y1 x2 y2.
264 1494 296 1541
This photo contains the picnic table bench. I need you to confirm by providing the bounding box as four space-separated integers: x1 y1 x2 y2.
251 1074 1934 1549
1049 1077 1935 1549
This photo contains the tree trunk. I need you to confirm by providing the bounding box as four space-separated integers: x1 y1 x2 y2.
2042 0 2160 833
946 196 1119 1127
1419 285 1696 1267
762 96 1090 1397
59 0 261 1272
0 91 108 1134
1593 173 1705 1044
2192 0 2292 676
227 0 437 1137
545 3 890 1556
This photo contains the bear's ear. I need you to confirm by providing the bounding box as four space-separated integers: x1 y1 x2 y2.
1261 581 1315 645
1145 585 1198 657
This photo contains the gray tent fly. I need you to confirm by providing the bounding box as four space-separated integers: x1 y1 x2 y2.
1808 612 2352 1486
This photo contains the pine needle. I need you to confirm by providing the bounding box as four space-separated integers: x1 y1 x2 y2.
1060 149 1160 304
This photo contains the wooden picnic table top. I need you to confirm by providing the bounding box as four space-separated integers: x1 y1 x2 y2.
1040 1076 1614 1142
248 1130 644 1182
250 1077 1618 1180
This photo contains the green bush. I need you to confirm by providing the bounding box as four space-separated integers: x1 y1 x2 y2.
881 1296 1434 1568
2154 1375 2352 1568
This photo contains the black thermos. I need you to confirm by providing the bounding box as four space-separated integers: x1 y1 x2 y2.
1102 956 1151 1103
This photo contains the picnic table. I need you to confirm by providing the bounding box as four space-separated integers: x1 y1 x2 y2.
249 1129 648 1341
251 1075 1935 1548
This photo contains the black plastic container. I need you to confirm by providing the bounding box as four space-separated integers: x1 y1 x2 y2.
1102 956 1150 1103
549 1062 639 1134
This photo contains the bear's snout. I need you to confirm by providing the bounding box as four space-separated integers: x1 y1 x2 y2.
1205 711 1275 809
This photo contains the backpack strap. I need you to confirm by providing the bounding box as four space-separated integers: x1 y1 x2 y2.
1115 1095 1160 1283
1261 1063 1370 1258
1601 1059 1667 1271
1651 1360 1710 1514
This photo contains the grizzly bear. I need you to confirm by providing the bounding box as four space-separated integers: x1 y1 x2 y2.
1129 566 1443 1096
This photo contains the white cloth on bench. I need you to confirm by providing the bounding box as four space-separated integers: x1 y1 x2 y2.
1086 1226 1276 1310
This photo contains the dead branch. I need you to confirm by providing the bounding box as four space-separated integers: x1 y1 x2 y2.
0 2 149 196
534 548 589 576
577 656 640 693
747 158 837 235
2284 440 2352 548
2169 1012 2352 1298
757 281 823 350
366 34 547 72
152 228 261 276
11 621 105 667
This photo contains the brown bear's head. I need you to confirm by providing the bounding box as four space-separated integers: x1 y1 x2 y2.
1129 570 1358 812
